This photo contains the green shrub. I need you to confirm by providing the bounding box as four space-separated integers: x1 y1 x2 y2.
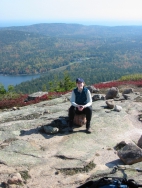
119 74 142 81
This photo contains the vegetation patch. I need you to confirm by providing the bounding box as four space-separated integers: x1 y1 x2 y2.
40 146 46 151
20 170 31 181
94 79 142 89
0 92 67 109
59 161 96 175
0 74 141 109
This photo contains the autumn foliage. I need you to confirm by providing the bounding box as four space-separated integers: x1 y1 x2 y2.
0 79 142 109
94 80 142 89
0 91 68 109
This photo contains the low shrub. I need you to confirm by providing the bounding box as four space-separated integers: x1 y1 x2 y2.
94 80 142 89
0 91 69 109
0 79 141 109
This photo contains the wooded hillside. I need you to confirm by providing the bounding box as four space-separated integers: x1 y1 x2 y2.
0 23 142 93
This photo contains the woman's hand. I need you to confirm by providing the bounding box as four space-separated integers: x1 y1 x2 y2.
78 105 84 111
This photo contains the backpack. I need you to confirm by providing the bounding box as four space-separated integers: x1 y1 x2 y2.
77 177 142 188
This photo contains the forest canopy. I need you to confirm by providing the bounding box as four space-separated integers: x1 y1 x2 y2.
0 23 142 93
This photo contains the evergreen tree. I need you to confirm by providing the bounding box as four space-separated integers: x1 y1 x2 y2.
0 84 6 94
48 72 76 92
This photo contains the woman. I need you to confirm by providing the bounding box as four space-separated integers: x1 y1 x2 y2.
68 78 92 133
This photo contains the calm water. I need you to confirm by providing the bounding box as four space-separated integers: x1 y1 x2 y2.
0 74 41 90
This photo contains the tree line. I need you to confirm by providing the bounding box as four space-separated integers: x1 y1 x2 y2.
0 25 142 76
0 24 142 93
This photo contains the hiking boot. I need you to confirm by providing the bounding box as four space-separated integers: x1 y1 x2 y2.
86 128 92 134
69 127 73 133
86 121 91 133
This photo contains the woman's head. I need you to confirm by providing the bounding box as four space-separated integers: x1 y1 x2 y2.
76 78 85 90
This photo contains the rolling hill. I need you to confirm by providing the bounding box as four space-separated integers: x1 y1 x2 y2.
0 23 142 93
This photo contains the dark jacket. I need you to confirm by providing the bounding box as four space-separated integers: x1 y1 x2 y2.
74 87 88 105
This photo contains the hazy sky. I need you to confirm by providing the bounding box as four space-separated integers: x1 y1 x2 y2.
1 0 142 26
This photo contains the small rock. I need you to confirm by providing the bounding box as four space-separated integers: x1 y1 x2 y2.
87 85 99 93
43 125 59 134
8 172 22 184
122 88 133 94
114 105 122 112
135 92 140 95
123 94 131 100
43 110 50 114
105 110 112 113
55 171 59 175
107 147 112 150
106 99 115 109
92 94 102 101
95 153 100 156
12 107 17 111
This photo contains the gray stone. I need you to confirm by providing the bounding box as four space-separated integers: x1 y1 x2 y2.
26 91 48 101
114 105 122 112
87 85 100 93
92 94 102 101
123 94 131 100
117 143 142 165
43 125 59 134
122 88 134 94
105 87 119 100
8 172 22 184
106 99 115 109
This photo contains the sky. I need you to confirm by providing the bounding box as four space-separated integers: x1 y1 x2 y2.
0 0 142 27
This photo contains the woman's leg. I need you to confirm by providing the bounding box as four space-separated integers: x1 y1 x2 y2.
68 105 75 128
82 106 92 130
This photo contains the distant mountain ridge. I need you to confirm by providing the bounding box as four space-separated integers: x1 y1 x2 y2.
0 23 142 93
1 23 142 37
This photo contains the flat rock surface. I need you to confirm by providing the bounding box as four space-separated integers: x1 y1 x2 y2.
0 89 142 187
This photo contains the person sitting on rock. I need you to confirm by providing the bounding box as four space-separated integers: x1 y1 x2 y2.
68 78 92 133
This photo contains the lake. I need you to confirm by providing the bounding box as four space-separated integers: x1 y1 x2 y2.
0 74 41 90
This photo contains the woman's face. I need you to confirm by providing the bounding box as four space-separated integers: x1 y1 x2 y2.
76 82 84 90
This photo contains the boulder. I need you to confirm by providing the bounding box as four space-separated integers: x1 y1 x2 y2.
92 94 102 102
117 143 142 165
25 91 48 101
87 85 99 93
122 88 134 94
105 87 119 100
130 133 142 149
106 99 115 109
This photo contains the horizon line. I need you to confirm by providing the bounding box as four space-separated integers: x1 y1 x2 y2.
0 20 142 27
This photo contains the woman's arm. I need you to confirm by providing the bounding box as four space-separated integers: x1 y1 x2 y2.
70 90 78 107
84 90 92 108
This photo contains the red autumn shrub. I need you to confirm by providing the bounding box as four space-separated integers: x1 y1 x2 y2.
93 80 142 89
0 91 69 109
0 80 141 109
